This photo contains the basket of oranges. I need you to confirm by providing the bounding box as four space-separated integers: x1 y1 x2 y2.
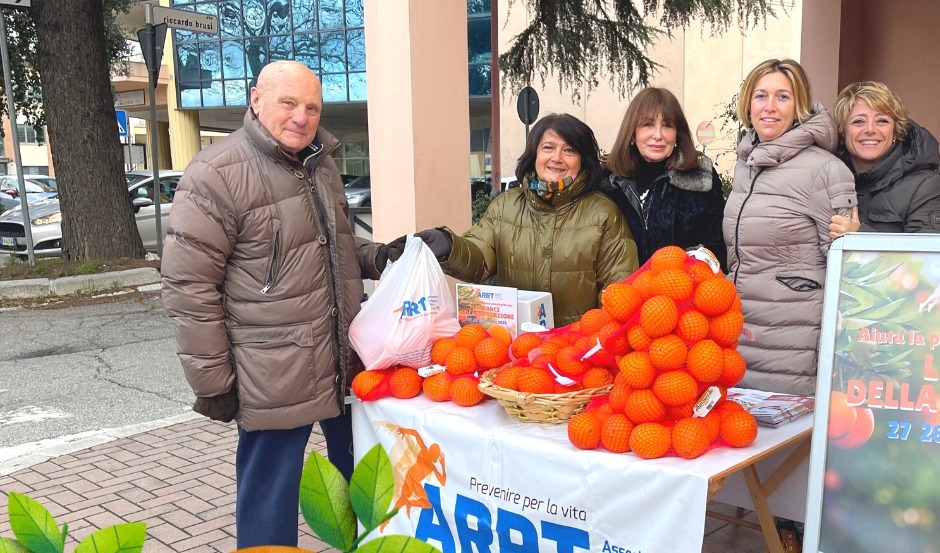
478 359 615 424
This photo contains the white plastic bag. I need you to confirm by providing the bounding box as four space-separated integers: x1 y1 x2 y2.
349 234 461 370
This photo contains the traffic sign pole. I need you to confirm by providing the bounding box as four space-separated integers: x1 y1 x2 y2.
140 4 166 255
0 6 35 265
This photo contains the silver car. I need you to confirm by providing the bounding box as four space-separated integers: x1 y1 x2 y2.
0 171 183 257
344 175 371 208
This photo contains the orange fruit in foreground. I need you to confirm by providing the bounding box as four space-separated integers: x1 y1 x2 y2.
627 325 653 351
686 340 724 383
672 417 711 459
582 367 614 389
716 348 747 387
601 413 634 453
720 411 758 448
652 371 699 407
703 411 722 442
493 365 522 390
487 324 513 345
651 268 694 301
676 310 709 344
602 282 644 323
624 389 666 424
693 278 737 316
688 259 719 284
649 246 688 275
517 367 555 394
580 308 614 336
608 382 632 413
510 332 543 359
631 271 654 299
455 323 489 349
351 370 389 401
451 376 485 407
422 371 454 402
630 422 672 459
568 411 603 450
474 337 510 369
445 346 478 376
389 367 423 399
831 406 874 449
640 296 679 338
430 337 457 365
556 346 591 378
648 334 688 370
828 391 858 439
666 401 695 421
618 351 656 389
708 310 744 347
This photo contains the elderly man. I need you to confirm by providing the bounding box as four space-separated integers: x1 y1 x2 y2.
162 61 398 548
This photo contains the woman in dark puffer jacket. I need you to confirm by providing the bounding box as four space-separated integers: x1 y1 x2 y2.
601 87 727 271
829 80 940 237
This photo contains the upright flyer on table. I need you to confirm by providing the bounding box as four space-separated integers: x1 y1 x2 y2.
805 234 940 553
456 283 554 337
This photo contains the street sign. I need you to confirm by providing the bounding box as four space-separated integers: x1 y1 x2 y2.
115 90 145 108
137 23 168 87
152 6 219 34
517 86 539 125
116 110 129 138
0 0 31 9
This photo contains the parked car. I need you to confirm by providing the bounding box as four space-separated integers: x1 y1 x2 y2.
0 171 183 257
0 175 58 212
344 175 371 208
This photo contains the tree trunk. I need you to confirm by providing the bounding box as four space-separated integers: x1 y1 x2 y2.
33 0 146 260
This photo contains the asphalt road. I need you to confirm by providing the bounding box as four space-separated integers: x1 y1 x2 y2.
0 291 198 474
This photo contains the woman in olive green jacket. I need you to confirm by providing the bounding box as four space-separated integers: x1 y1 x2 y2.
415 114 638 326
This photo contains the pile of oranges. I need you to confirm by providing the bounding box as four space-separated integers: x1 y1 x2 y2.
554 246 758 458
351 323 514 407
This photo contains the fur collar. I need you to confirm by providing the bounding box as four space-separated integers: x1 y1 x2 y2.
603 154 714 193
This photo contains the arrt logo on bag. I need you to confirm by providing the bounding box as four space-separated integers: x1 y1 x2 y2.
375 422 447 532
395 295 445 319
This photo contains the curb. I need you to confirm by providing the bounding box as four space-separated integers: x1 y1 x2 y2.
0 267 161 300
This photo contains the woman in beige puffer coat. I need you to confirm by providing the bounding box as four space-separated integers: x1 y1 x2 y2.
724 59 857 397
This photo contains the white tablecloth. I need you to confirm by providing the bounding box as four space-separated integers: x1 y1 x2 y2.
352 395 812 552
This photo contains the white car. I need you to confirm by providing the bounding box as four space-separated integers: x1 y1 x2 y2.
0 174 58 212
0 171 182 257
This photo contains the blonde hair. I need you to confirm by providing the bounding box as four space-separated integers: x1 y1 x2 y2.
737 59 813 129
833 81 909 141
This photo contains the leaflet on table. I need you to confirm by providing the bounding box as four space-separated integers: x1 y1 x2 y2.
727 388 815 428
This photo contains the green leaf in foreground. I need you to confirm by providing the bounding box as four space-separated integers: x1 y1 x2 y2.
355 535 441 553
73 523 146 553
350 444 395 531
0 536 31 553
8 492 64 553
300 451 357 551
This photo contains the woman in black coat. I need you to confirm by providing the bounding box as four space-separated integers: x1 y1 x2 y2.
601 87 727 271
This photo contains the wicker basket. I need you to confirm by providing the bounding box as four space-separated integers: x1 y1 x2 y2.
478 365 613 424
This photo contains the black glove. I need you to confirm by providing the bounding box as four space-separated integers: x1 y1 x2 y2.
193 387 239 423
415 229 451 260
376 235 407 272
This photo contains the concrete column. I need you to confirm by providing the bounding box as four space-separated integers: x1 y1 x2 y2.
165 52 202 170
800 0 843 109
363 0 472 242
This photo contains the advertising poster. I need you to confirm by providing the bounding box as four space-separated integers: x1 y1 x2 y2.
455 283 518 338
812 248 940 552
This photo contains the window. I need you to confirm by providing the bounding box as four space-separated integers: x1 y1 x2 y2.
16 124 45 145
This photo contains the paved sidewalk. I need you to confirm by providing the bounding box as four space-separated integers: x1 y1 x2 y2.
0 418 336 553
0 417 770 553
